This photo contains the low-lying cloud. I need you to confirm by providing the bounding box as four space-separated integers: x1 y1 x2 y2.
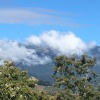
0 30 96 66
0 40 51 65
27 30 96 55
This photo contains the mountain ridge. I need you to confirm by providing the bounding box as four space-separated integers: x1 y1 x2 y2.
13 45 100 85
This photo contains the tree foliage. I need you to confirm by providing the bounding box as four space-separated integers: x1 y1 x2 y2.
0 61 49 100
0 55 100 100
53 55 100 100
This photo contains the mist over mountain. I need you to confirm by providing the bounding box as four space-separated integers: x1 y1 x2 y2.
0 30 99 85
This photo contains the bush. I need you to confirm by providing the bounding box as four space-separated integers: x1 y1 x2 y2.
0 61 49 100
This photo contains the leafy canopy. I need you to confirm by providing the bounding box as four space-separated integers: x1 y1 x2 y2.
53 55 100 100
0 61 49 100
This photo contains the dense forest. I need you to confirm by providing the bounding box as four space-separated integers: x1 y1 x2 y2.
0 55 100 100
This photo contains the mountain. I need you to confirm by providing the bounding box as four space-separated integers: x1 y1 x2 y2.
13 45 100 85
15 45 57 85
0 40 99 85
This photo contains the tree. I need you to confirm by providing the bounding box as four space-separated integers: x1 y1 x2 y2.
0 61 49 100
53 55 100 100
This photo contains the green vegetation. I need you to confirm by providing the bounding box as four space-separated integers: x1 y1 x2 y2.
53 55 100 100
0 55 100 100
0 61 49 100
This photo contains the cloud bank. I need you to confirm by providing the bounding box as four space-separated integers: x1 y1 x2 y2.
27 30 96 55
0 30 96 66
0 40 51 65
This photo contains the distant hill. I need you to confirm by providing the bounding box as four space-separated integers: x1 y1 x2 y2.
0 41 99 85
13 45 100 85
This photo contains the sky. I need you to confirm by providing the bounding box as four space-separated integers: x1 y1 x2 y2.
0 0 99 65
0 0 99 45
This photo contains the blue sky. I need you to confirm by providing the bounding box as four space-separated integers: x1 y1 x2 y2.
0 0 100 45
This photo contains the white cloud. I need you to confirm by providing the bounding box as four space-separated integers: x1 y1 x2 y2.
27 36 42 45
0 40 51 65
0 30 96 66
0 8 51 24
0 8 83 27
27 30 96 55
